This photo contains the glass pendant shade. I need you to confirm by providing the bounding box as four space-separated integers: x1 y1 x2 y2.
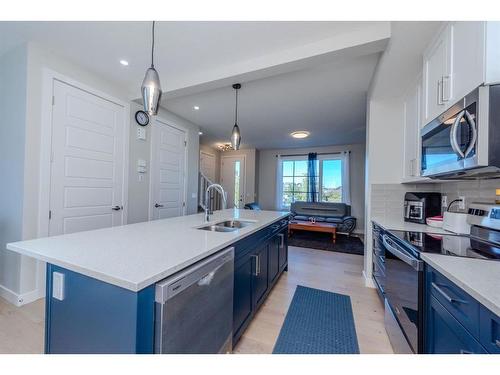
231 123 241 150
141 66 162 116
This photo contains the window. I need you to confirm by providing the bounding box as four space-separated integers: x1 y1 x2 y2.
278 154 347 209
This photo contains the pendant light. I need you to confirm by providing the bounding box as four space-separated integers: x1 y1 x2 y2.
141 21 162 116
231 83 242 150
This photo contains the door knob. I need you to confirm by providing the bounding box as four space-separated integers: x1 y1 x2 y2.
112 206 122 211
155 203 164 208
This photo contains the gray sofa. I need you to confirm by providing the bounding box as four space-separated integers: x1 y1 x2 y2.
290 202 356 235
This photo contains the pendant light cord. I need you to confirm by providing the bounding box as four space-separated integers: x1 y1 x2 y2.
151 21 155 68
234 88 238 125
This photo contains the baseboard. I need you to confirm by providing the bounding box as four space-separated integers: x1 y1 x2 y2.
363 270 376 288
0 284 44 307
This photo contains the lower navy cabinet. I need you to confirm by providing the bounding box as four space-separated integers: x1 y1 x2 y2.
426 295 486 354
232 220 288 346
480 306 500 354
425 265 498 354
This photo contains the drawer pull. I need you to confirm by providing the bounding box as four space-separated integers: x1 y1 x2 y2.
431 282 468 305
460 349 473 354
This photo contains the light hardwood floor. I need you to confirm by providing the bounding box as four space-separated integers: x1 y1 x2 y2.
0 246 393 354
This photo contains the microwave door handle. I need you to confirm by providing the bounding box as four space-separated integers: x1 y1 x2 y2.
382 234 422 271
463 110 477 158
450 110 465 159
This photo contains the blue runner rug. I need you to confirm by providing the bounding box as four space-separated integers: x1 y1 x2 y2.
272 285 360 354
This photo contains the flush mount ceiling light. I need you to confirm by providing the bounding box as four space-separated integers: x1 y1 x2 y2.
119 59 129 66
198 131 203 135
291 131 310 139
230 83 242 150
141 21 162 116
193 106 200 110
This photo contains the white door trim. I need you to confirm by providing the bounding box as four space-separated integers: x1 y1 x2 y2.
221 154 247 208
148 117 188 221
37 68 130 299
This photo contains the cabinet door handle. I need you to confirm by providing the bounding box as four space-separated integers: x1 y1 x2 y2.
442 75 451 102
278 233 284 249
460 349 473 354
251 255 260 276
431 282 468 304
495 339 500 348
437 79 443 105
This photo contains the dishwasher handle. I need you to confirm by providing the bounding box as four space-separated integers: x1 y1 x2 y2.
155 247 234 303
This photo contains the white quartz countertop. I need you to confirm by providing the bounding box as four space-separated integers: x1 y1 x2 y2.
421 254 500 317
7 209 289 292
372 217 452 234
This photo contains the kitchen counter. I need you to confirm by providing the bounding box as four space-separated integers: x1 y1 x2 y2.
421 253 500 317
372 217 451 234
7 209 289 292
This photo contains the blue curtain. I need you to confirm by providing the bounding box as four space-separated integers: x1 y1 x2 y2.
307 153 317 202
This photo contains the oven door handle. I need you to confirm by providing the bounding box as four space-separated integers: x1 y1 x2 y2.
382 234 423 271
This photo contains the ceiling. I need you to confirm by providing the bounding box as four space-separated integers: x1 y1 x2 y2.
0 21 384 96
0 21 391 149
166 53 380 149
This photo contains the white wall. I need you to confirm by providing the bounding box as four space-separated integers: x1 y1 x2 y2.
257 143 366 233
0 45 28 301
127 102 200 224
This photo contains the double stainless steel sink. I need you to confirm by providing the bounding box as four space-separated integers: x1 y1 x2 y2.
197 220 254 232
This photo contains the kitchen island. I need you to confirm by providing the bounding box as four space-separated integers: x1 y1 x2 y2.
7 209 290 353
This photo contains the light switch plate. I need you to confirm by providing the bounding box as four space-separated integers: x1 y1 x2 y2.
137 127 146 140
52 272 65 301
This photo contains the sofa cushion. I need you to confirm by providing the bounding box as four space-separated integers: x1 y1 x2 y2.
325 217 343 224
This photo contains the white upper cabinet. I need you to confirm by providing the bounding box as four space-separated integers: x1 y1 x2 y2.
422 21 500 127
422 24 452 126
402 74 425 182
451 22 485 102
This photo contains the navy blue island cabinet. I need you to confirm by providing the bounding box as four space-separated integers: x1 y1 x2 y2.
44 218 289 354
424 265 500 354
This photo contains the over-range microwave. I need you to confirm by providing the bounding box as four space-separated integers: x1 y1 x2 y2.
421 84 500 179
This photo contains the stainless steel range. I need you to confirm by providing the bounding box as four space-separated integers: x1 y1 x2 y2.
373 203 500 354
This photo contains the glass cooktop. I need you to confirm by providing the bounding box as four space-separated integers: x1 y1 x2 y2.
388 230 500 260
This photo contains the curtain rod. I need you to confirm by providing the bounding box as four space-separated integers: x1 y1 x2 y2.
275 151 350 158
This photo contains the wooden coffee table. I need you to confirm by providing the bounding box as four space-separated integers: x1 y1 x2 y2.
288 220 337 243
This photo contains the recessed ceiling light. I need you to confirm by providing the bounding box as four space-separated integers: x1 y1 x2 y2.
290 131 310 139
198 131 203 135
119 60 129 66
193 106 200 110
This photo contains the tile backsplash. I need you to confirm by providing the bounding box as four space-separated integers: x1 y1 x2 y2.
371 179 500 221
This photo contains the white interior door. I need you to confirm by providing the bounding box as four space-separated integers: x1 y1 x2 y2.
49 80 126 236
221 156 245 208
200 151 216 182
150 119 186 220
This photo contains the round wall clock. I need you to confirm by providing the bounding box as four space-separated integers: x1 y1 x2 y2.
135 110 150 126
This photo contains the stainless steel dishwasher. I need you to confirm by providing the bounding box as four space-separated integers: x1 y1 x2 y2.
154 247 234 354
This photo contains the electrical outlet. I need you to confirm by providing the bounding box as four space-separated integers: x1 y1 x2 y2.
442 195 448 208
459 196 466 210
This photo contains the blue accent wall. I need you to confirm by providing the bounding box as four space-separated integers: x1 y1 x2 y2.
45 264 154 354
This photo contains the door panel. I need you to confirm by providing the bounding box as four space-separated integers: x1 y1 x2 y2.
268 236 280 284
151 120 186 220
49 80 125 236
252 244 269 308
221 156 245 208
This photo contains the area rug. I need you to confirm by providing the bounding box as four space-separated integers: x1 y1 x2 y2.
287 231 364 255
272 285 360 354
